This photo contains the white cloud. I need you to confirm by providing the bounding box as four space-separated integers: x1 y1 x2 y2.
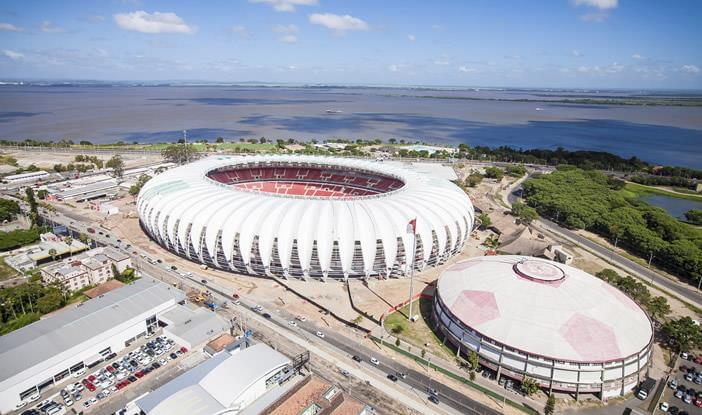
573 0 618 9
230 25 248 37
309 13 368 33
273 25 298 43
407 34 416 42
3 50 24 60
631 53 644 60
114 11 196 34
287 65 297 70
434 59 450 66
388 64 399 72
680 65 700 75
572 49 582 57
604 62 624 73
279 34 298 43
458 65 477 73
0 23 23 32
249 0 317 12
41 21 66 33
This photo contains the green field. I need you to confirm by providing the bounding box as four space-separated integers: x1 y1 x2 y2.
621 182 702 202
383 297 455 360
68 141 279 153
0 257 17 281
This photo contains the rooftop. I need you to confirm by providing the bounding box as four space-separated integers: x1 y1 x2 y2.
160 305 229 348
83 279 125 298
0 277 185 383
136 343 291 415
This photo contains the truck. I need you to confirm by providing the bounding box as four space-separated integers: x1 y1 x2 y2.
637 378 656 400
203 301 218 311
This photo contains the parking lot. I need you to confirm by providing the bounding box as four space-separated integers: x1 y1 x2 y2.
658 353 702 415
15 330 192 415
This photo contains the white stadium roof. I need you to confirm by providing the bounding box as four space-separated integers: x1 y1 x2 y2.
137 155 474 278
436 256 653 363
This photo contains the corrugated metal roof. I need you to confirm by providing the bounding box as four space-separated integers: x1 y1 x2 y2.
0 277 185 383
137 343 290 415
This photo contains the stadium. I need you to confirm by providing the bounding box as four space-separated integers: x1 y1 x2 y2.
432 255 653 398
137 155 474 280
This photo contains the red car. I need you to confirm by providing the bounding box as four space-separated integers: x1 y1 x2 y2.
695 356 702 364
232 293 240 299
695 398 702 408
86 382 96 392
135 371 144 378
106 366 115 373
180 347 188 353
87 375 96 382
81 379 91 387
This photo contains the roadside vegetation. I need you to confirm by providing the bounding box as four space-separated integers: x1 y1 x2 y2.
522 168 702 284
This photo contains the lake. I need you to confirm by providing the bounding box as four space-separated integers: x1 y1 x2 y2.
1 84 701 168
640 194 702 220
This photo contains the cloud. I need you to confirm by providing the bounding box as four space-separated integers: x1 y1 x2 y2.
573 0 618 9
631 53 644 60
41 21 66 33
87 15 105 23
574 0 617 22
273 24 298 43
572 49 582 57
604 62 624 73
114 11 196 34
680 65 700 75
249 0 318 12
0 22 23 32
2 50 24 60
309 13 368 33
458 65 477 73
434 59 450 66
388 64 399 72
407 34 416 42
229 25 248 37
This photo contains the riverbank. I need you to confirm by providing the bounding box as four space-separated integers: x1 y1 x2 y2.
621 182 702 202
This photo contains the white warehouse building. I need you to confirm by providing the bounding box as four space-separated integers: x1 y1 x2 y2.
432 256 653 399
0 278 185 413
137 155 474 280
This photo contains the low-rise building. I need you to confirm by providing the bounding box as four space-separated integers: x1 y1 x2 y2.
262 375 372 415
40 246 132 291
0 277 185 413
41 263 90 292
159 304 230 350
2 170 51 184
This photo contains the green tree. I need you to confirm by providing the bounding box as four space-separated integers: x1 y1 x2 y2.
477 213 491 230
467 350 479 371
685 210 702 225
25 187 39 226
215 137 224 143
505 164 527 177
484 166 505 180
37 290 64 314
111 263 120 279
511 202 539 225
395 338 401 347
161 144 198 164
465 172 484 187
48 248 57 261
647 296 671 321
662 317 702 352
521 377 540 396
544 394 556 415
78 233 89 245
106 155 124 179
36 189 48 200
64 236 73 257
129 174 152 196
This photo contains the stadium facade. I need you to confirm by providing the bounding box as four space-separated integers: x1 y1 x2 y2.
432 255 653 398
137 155 474 280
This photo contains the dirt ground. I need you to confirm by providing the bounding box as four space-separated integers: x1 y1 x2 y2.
3 149 162 171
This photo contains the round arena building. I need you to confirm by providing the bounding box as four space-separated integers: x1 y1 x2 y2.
432 255 653 398
137 155 474 280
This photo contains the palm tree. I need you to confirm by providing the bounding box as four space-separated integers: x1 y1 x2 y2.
64 236 73 257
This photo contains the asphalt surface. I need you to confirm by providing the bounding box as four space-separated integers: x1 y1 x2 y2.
36 208 503 415
507 183 702 308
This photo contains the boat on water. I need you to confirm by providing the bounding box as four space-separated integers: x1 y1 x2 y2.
324 109 343 114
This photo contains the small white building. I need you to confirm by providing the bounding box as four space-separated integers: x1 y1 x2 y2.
0 278 185 413
40 247 132 291
3 170 51 184
135 343 292 415
160 305 230 350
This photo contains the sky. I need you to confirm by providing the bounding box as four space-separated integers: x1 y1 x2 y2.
0 0 700 89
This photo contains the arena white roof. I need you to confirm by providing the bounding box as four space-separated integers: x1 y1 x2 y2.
137 155 473 277
436 256 653 363
136 343 291 415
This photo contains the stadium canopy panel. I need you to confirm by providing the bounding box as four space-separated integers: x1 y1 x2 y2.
137 155 474 280
433 255 653 398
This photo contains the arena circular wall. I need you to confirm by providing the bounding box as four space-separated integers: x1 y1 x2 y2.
137 155 474 280
432 255 653 397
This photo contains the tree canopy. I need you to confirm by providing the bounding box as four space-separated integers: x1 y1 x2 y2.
161 144 199 164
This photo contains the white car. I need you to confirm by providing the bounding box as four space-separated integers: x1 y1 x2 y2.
15 401 27 410
370 357 380 365
159 358 168 365
72 368 86 377
296 315 307 322
116 371 126 380
28 393 40 402
88 397 98 405
74 383 83 392
316 331 325 338
64 398 74 407
288 320 297 327
660 402 669 412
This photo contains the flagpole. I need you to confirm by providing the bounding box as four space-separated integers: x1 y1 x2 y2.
407 224 417 322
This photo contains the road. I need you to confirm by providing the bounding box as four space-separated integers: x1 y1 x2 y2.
507 180 702 308
35 207 503 415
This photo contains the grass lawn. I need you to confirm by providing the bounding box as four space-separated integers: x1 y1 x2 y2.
622 182 702 202
69 142 280 152
383 297 456 360
0 257 18 281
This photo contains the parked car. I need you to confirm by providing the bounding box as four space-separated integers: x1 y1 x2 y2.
387 374 398 382
661 402 670 412
428 395 440 404
316 331 325 338
352 355 362 362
